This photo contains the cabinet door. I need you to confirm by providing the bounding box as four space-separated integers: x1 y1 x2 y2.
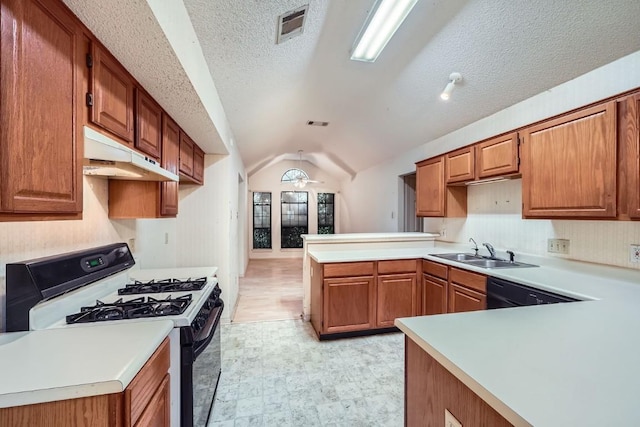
179 132 194 176
621 93 640 219
135 89 162 159
160 114 179 216
422 274 447 315
324 276 374 333
445 146 474 184
192 145 204 184
377 273 416 327
521 101 617 218
0 0 82 213
476 132 519 179
91 43 134 143
416 156 445 216
448 283 486 313
133 374 170 427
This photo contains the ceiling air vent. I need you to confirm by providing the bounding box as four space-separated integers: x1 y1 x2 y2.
277 4 309 44
307 120 329 127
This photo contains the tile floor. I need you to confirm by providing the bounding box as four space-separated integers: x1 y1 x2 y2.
208 319 405 426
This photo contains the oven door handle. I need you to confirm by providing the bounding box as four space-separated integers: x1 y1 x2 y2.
193 302 223 358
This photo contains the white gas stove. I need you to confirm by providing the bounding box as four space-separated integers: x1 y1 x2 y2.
5 243 223 427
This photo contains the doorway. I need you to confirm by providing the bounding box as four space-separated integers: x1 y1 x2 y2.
400 173 423 232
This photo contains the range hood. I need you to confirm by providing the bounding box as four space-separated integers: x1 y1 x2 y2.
83 126 179 182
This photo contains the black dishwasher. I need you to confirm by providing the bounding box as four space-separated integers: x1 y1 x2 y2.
487 277 579 309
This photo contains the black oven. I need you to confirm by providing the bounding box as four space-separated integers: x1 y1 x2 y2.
487 277 578 309
180 294 223 427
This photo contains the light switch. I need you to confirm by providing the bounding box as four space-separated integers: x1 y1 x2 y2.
445 409 462 427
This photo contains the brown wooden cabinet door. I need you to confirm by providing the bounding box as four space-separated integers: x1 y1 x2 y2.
91 43 134 143
135 89 162 159
324 276 374 333
192 145 204 184
621 93 640 219
476 132 520 179
376 273 416 327
422 274 447 315
448 283 486 313
160 114 180 216
416 156 445 216
0 0 82 213
521 101 617 218
179 132 194 176
445 146 474 184
133 374 170 427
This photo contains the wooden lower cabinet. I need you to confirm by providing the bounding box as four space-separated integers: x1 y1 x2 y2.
0 338 170 427
422 274 448 315
448 268 487 313
377 273 416 327
405 337 513 426
324 275 375 334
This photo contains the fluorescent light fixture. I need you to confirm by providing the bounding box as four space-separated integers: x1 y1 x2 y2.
350 0 419 62
440 72 462 100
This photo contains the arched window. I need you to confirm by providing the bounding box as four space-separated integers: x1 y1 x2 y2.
281 168 308 183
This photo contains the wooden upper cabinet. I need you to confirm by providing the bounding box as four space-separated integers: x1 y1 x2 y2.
90 43 134 143
160 114 180 217
619 93 640 220
476 132 520 179
179 132 194 177
192 145 205 184
135 89 162 159
0 0 83 214
416 156 445 216
445 146 474 184
521 101 617 218
416 156 467 218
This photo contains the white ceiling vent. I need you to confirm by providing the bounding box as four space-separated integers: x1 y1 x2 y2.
307 120 329 127
277 5 309 44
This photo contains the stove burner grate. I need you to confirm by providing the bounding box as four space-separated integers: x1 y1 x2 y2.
66 294 192 324
118 277 208 295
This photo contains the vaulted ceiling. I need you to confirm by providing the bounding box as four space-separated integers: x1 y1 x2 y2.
64 0 640 179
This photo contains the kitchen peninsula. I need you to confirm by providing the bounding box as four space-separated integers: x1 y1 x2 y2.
304 233 640 424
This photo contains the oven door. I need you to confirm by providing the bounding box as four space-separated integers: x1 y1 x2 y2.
181 302 223 427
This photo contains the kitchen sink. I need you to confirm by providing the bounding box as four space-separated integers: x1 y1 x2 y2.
430 253 538 269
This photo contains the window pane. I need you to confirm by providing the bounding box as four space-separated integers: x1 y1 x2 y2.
253 192 272 249
317 193 334 234
281 191 308 248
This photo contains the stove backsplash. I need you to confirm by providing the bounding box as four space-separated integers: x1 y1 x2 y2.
0 177 135 332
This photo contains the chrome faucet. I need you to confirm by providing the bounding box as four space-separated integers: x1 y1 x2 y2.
469 238 479 256
482 242 496 259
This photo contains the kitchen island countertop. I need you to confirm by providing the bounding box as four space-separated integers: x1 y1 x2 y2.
0 320 173 408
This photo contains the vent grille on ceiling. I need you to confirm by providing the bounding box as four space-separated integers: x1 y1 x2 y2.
307 120 329 127
277 4 309 44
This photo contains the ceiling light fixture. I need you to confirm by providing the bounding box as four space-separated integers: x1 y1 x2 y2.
440 72 462 100
350 0 419 62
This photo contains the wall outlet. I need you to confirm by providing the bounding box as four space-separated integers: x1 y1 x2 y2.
440 228 447 238
547 238 570 254
128 238 136 252
445 409 462 427
630 244 640 263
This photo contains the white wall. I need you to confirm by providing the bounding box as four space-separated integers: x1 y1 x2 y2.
175 148 247 323
248 160 342 259
341 49 640 269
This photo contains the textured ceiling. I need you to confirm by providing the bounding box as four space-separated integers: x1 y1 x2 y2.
63 0 640 178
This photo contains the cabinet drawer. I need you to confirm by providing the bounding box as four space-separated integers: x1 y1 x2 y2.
449 267 486 294
378 259 417 274
422 260 448 280
324 262 374 278
125 338 170 427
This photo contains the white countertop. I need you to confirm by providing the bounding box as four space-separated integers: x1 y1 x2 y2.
303 232 438 244
308 241 640 425
0 320 173 408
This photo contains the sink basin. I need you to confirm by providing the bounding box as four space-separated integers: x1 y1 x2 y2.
430 253 538 269
431 253 482 261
